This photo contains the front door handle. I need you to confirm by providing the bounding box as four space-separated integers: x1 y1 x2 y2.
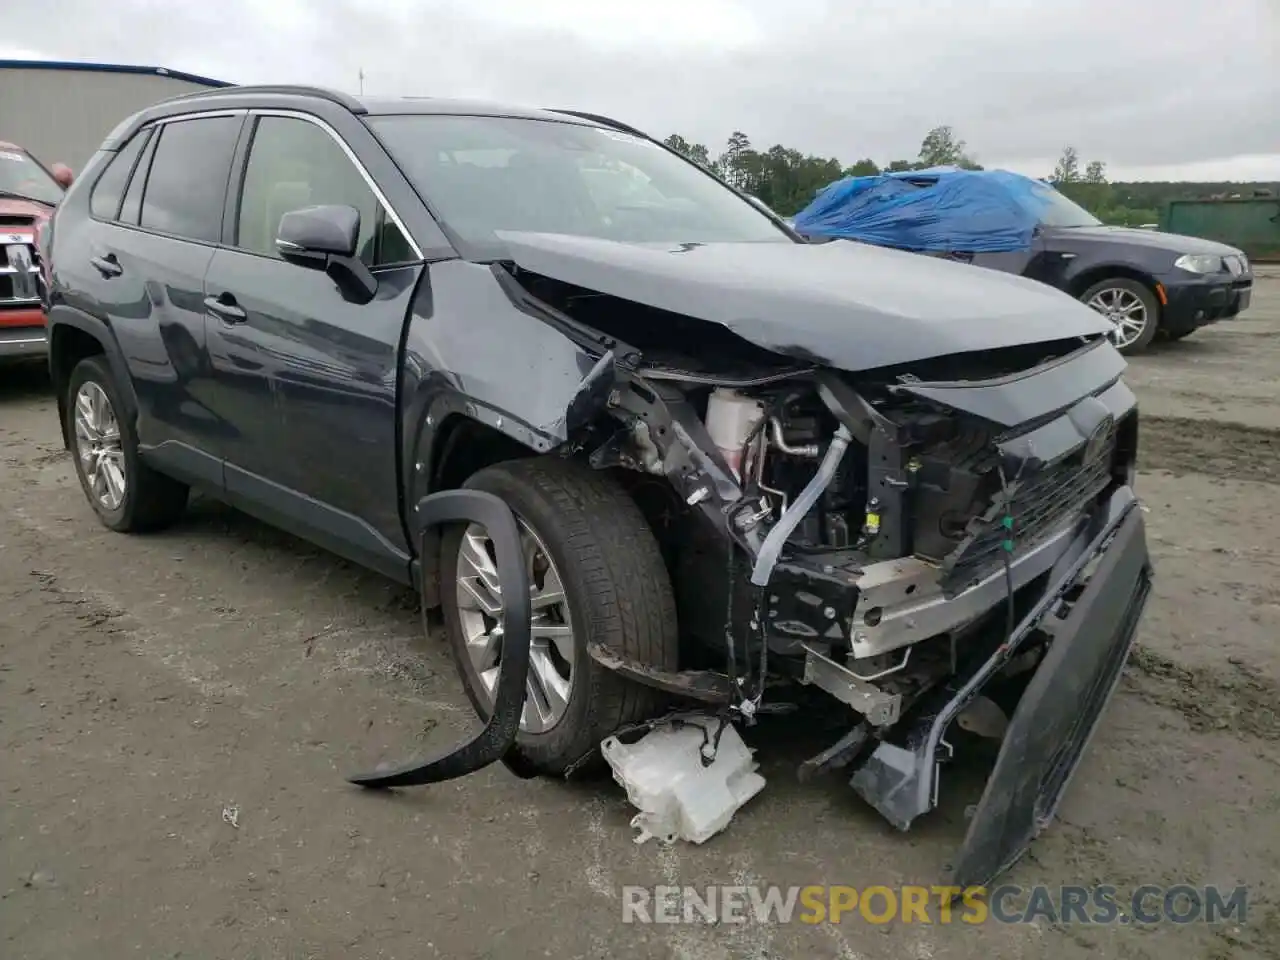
204 293 247 323
89 253 122 278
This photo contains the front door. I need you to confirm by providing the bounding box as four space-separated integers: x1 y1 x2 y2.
202 112 422 577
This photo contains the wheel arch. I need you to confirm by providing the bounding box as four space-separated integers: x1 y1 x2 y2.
409 404 551 608
47 306 137 450
1067 265 1164 320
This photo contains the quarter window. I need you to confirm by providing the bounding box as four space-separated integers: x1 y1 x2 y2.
89 129 151 222
139 116 241 243
235 115 410 265
119 129 160 226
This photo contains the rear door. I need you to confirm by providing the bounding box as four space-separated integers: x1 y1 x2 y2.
202 111 422 577
81 111 245 487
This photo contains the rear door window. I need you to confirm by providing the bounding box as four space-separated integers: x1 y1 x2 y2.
139 116 242 243
89 129 151 221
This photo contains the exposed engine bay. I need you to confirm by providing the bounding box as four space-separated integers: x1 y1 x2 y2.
512 268 1116 668
505 261 1142 788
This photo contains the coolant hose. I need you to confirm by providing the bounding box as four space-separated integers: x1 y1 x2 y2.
749 424 854 587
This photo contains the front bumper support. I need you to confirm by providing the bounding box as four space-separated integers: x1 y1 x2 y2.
849 486 1153 886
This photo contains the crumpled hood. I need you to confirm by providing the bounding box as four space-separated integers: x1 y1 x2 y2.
498 232 1112 372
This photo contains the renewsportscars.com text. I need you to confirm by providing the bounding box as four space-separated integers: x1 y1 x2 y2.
621 884 1249 926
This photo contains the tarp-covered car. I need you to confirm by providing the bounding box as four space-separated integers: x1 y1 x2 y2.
793 167 1254 354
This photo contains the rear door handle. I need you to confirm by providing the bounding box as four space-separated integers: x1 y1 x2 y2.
89 253 122 278
204 293 247 323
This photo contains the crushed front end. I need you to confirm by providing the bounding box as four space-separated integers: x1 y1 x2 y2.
571 323 1152 882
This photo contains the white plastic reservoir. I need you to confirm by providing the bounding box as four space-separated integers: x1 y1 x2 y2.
601 716 766 845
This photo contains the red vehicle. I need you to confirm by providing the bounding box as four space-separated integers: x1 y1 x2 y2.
1 141 72 363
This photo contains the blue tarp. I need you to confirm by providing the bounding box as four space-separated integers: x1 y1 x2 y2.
792 167 1067 254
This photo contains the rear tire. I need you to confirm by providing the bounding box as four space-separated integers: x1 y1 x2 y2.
1079 277 1159 355
439 457 678 775
65 356 189 533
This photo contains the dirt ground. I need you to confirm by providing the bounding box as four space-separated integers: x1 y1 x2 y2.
3 272 1279 960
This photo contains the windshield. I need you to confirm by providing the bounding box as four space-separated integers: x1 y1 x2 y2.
1027 180 1101 228
367 115 793 254
0 147 63 206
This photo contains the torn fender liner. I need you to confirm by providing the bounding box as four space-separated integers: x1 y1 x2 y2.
346 489 532 789
946 505 1152 889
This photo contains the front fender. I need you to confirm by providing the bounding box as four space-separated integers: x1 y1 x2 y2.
397 260 620 562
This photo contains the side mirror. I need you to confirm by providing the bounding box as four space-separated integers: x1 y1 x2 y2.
277 204 360 258
276 204 377 304
51 163 74 189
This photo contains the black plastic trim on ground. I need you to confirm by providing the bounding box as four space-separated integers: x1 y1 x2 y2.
346 489 532 789
945 503 1153 888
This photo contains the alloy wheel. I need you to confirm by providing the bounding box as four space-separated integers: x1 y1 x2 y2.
73 381 127 512
455 520 575 734
1086 286 1149 350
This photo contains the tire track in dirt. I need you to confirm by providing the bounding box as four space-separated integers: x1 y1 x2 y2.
1124 644 1280 741
1139 416 1279 484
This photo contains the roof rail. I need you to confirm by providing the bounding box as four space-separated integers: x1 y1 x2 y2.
548 109 648 139
159 84 367 114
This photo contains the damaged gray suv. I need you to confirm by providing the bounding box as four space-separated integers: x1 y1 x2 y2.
44 85 1152 886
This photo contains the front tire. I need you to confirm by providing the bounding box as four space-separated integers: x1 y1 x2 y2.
65 356 189 532
1080 277 1159 354
439 457 678 775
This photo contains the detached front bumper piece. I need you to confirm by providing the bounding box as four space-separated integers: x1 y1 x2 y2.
850 487 1153 888
347 489 534 788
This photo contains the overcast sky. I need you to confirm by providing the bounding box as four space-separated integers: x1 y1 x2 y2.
4 0 1278 181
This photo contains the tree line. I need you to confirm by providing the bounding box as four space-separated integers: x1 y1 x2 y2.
662 126 1278 228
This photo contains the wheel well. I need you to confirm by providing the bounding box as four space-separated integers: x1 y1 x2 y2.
49 326 107 449
416 415 537 608
1069 266 1162 311
429 415 533 492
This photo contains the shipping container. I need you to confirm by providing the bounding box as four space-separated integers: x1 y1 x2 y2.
1160 197 1280 262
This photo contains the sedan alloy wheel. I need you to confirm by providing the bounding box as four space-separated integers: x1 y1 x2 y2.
1086 285 1150 350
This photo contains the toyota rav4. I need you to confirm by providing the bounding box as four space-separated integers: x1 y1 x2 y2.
44 85 1153 886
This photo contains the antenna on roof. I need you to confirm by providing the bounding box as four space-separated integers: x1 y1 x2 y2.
358 68 365 95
